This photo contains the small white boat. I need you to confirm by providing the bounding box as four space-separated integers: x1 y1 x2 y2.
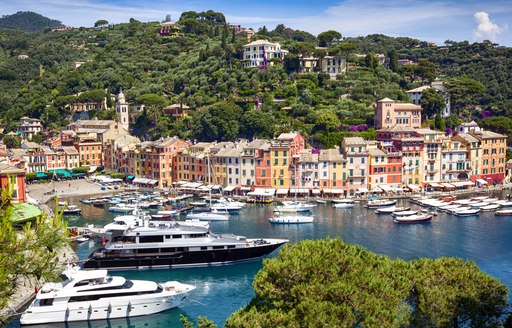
20 265 195 325
495 210 512 216
392 210 419 217
333 199 355 209
471 202 490 208
453 199 473 205
455 208 480 216
275 202 316 212
108 204 136 213
185 210 229 221
499 201 512 207
448 206 471 214
366 199 397 208
375 206 410 214
61 205 81 215
393 214 432 224
480 204 500 211
315 198 327 204
269 215 315 224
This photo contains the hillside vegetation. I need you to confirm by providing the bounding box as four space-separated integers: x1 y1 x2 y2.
0 11 62 32
0 11 511 145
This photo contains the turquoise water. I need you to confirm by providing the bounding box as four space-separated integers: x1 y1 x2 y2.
8 192 512 327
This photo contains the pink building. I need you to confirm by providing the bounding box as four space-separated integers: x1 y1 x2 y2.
374 98 422 129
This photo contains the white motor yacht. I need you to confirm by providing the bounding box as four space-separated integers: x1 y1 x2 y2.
268 215 315 224
20 265 195 325
186 209 230 221
333 199 356 209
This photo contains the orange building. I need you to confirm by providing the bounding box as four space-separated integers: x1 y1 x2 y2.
255 146 272 187
0 163 27 203
135 137 191 188
469 130 507 184
76 138 103 168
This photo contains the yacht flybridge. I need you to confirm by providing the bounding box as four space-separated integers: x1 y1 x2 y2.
20 265 195 325
83 225 288 270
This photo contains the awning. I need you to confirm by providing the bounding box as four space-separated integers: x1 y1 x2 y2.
292 188 309 194
451 181 473 187
371 186 383 192
357 187 369 193
408 184 421 191
331 188 344 194
477 179 488 185
429 182 443 188
127 175 135 179
441 183 455 188
148 179 158 185
311 189 321 194
379 185 393 192
11 203 43 224
322 188 332 193
240 186 252 191
48 169 72 178
36 172 47 178
88 166 97 173
276 189 289 195
249 188 276 196
182 182 203 188
223 186 236 192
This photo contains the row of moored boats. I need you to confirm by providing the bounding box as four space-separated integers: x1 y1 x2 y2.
411 195 512 216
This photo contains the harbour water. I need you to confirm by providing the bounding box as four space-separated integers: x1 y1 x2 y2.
8 192 512 327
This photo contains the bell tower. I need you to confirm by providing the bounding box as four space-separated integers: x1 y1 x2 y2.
116 89 129 132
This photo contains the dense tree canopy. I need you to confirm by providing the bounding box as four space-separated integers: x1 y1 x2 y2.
225 239 508 327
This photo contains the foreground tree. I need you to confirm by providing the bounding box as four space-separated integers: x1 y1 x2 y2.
225 239 508 327
0 183 69 314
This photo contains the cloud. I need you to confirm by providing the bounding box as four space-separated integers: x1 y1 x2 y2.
472 11 506 41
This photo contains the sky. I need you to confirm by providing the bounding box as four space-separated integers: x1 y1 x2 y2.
1 0 511 46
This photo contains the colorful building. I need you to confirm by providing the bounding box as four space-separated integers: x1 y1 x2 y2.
270 133 305 189
76 137 103 168
374 98 422 130
0 163 27 203
134 137 190 188
469 130 507 184
342 137 369 196
241 139 269 188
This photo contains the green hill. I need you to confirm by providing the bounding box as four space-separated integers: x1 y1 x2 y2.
0 11 511 145
0 11 62 32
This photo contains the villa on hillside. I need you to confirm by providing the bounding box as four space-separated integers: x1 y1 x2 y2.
374 98 422 129
242 40 289 68
16 117 42 141
298 51 347 77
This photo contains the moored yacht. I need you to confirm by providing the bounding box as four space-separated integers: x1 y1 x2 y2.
333 199 356 209
83 225 288 270
20 265 195 325
366 199 397 208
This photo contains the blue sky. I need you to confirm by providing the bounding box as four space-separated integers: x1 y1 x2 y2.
1 0 511 46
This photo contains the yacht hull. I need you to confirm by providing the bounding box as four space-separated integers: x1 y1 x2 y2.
20 293 187 324
82 241 286 271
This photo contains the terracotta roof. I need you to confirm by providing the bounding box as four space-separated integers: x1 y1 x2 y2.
0 163 25 174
